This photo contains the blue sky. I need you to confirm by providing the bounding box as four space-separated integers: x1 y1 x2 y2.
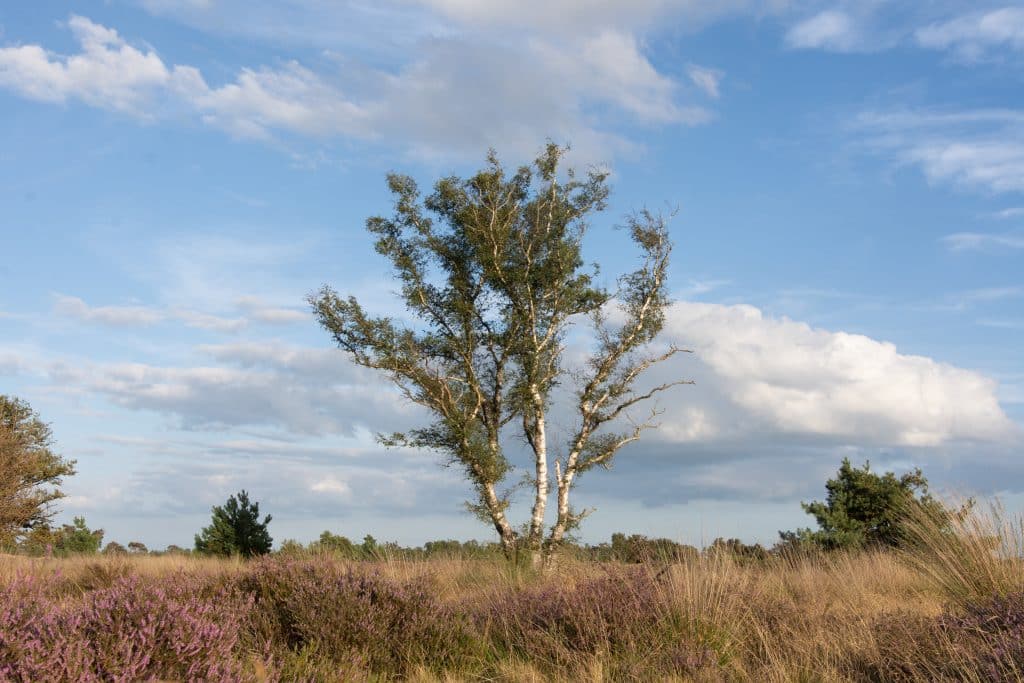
1 1 1022 549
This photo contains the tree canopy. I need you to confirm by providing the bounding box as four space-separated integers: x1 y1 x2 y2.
194 490 273 557
0 395 76 545
311 144 688 563
780 458 948 551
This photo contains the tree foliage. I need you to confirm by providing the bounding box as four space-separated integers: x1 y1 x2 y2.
707 537 769 563
310 144 687 562
780 458 949 551
0 395 76 545
605 533 699 563
101 541 127 555
55 516 103 554
194 490 272 557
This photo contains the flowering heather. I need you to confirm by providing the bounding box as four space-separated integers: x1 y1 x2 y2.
0 571 250 682
484 567 716 678
1 524 1023 682
935 591 1024 681
237 557 475 676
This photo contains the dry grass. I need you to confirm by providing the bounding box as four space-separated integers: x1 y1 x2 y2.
3 503 1024 681
901 498 1024 604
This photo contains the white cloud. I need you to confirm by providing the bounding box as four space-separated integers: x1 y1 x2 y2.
236 296 308 324
529 29 708 127
654 301 1016 447
173 61 371 141
786 10 858 51
907 142 1024 194
954 286 1024 304
54 294 165 327
171 308 247 333
686 64 723 99
0 12 719 161
917 7 1024 61
918 286 1024 313
47 341 416 437
855 109 1024 195
0 15 176 116
990 207 1024 219
311 477 351 497
780 4 1024 56
53 294 306 332
942 231 1024 251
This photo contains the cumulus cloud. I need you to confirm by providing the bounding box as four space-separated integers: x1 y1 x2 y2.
917 7 1024 61
0 15 175 115
650 301 1016 447
172 61 371 141
0 11 719 161
854 109 1024 195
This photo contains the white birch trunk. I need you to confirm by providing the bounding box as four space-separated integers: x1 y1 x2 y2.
527 385 548 566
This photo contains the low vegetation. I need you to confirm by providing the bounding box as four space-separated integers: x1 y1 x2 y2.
1 501 1023 681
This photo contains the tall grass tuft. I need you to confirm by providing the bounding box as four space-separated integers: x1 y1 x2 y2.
900 498 1024 604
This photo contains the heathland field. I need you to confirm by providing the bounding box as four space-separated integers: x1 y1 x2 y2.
2 504 1024 682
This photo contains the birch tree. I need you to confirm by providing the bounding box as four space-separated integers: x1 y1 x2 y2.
310 144 689 564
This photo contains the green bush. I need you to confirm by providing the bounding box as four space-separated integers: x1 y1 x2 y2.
779 458 950 551
194 490 272 558
56 517 103 555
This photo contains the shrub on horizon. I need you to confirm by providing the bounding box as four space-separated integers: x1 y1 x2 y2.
194 490 272 558
100 541 127 556
779 458 956 552
55 517 103 555
602 532 700 563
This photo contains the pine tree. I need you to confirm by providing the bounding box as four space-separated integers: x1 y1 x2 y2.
780 458 949 551
194 490 272 557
